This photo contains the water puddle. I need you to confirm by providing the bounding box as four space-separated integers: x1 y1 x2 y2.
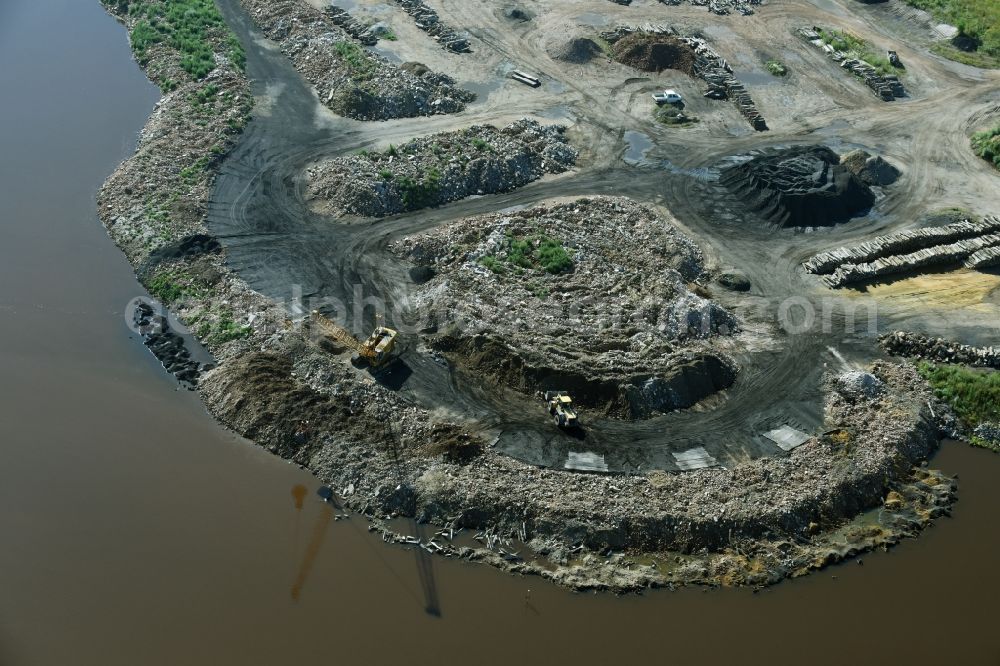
623 130 654 165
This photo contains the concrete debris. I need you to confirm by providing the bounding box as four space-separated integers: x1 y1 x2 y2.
391 196 739 419
799 27 905 101
240 0 474 120
392 0 472 53
656 0 760 15
305 119 576 217
804 215 1000 287
973 422 1000 446
323 6 379 46
881 331 1000 370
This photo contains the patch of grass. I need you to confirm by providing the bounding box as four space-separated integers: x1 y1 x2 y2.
653 106 698 126
471 137 492 152
535 236 574 274
114 0 233 80
917 362 1000 428
334 40 376 79
147 267 206 303
196 309 251 345
818 28 897 76
930 41 1000 67
498 234 574 274
765 59 788 76
971 124 1000 170
382 28 397 41
904 0 1000 63
479 255 505 274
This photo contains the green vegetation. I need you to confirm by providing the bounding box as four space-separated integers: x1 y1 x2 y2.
195 309 251 345
818 28 897 76
905 0 1000 66
653 106 698 127
381 28 398 41
396 169 442 210
334 41 376 79
765 60 788 76
471 137 493 152
480 234 574 275
106 0 240 79
918 362 1000 450
971 124 1000 170
147 267 207 303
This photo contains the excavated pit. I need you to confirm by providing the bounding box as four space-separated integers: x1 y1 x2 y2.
719 145 876 227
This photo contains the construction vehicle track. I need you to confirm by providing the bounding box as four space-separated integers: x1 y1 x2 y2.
210 0 1000 473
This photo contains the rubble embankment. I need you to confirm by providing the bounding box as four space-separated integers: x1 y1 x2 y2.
393 197 741 418
881 331 1000 369
301 361 954 591
305 119 577 217
239 0 474 120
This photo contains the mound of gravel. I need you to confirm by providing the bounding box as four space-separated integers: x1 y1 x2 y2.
611 33 695 74
306 119 577 217
719 145 876 227
548 37 603 64
392 196 740 419
836 370 886 401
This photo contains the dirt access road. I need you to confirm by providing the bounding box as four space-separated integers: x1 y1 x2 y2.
209 0 1000 472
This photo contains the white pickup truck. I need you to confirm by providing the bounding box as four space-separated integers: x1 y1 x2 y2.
651 89 683 105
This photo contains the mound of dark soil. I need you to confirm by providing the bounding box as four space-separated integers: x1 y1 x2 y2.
611 33 695 75
719 146 876 227
549 37 602 64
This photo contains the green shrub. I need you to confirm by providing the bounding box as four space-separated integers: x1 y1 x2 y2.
971 125 1000 169
904 0 1000 62
818 28 897 76
766 60 787 76
918 362 1000 427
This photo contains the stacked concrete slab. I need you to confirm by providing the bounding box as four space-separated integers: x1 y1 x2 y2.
394 0 471 53
881 331 1000 369
658 0 759 15
804 215 1000 287
324 6 379 46
799 28 905 101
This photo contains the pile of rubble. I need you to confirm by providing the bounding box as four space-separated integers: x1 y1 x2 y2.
305 119 576 217
840 149 901 186
239 0 474 120
804 215 1000 287
799 28 905 101
392 196 740 419
602 25 767 131
973 422 1000 447
881 331 1000 369
657 0 760 16
393 0 471 53
720 145 875 227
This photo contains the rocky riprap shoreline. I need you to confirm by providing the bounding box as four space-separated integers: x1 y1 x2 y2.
392 196 741 418
133 301 213 388
305 119 577 217
239 0 474 120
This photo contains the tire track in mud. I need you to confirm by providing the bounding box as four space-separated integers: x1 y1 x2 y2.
207 0 999 472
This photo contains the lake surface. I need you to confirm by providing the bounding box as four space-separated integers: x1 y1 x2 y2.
0 1 998 664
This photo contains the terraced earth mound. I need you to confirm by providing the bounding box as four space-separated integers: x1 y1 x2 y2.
305 119 577 217
392 197 740 419
719 145 876 227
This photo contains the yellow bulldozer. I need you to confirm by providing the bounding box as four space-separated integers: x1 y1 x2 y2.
310 310 398 369
545 390 580 429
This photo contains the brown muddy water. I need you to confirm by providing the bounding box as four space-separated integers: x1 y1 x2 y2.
1 1 999 664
